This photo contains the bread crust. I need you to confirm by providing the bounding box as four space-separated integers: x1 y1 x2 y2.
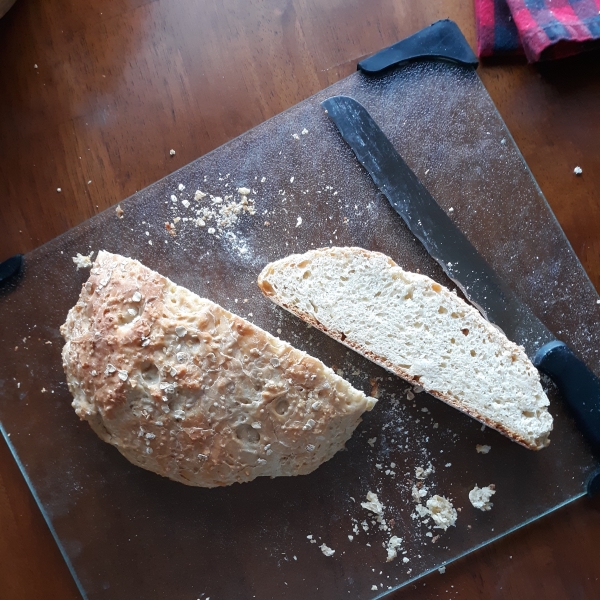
258 247 553 451
61 251 376 487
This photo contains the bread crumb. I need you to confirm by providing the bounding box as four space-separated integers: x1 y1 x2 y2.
292 133 300 140
165 222 177 237
574 166 582 175
476 444 491 454
194 190 207 201
301 128 308 135
469 484 496 511
371 585 378 591
57 187 61 192
295 216 302 227
415 464 433 480
178 183 185 191
72 251 94 270
348 535 353 541
319 543 335 557
238 187 251 195
169 149 176 156
385 535 403 562
369 378 379 398
438 565 446 574
367 437 377 447
115 205 124 218
426 496 457 530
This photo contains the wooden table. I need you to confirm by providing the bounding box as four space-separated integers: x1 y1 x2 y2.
1 1 599 598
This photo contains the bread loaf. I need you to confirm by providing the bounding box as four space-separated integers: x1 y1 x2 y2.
258 247 553 450
61 251 376 487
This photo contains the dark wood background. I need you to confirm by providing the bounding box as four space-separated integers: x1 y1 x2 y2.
1 0 599 598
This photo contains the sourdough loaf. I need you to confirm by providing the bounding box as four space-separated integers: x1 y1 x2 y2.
258 247 553 450
61 251 376 487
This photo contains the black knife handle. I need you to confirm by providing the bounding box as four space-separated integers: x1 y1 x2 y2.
357 20 478 74
534 341 600 457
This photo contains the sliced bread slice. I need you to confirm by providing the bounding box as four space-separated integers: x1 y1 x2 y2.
258 247 553 450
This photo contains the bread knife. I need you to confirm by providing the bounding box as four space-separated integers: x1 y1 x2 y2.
321 95 600 468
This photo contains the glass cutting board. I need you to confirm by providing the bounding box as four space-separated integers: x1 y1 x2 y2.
1 60 599 600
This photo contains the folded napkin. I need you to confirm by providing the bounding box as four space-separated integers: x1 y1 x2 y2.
475 0 600 61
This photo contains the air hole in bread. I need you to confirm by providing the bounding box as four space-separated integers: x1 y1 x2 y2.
432 283 442 293
438 306 448 314
461 328 469 336
470 350 476 357
140 362 160 384
522 410 535 418
404 290 413 300
450 337 456 344
340 332 347 342
236 424 260 443
303 271 311 279
275 399 289 415
309 300 319 313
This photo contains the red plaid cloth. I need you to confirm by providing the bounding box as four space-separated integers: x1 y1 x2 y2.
475 0 600 61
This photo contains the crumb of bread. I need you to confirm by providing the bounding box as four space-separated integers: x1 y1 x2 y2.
178 183 185 191
469 484 496 511
301 128 308 135
438 565 446 574
371 585 378 591
385 536 403 562
295 216 302 227
367 437 377 447
169 149 176 156
361 491 383 515
476 444 491 454
319 543 335 557
72 252 94 270
115 205 124 218
57 187 61 192
426 495 457 530
238 187 251 195
574 166 582 175
415 464 434 480
292 133 300 140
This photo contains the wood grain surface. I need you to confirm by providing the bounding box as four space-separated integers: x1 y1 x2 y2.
1 0 599 598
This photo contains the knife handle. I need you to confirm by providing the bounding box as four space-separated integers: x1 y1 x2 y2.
534 341 600 457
